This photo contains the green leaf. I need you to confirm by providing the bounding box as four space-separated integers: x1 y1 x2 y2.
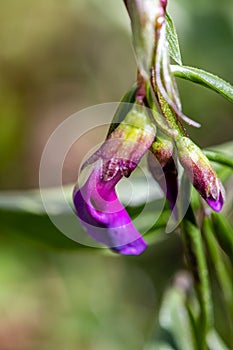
206 329 230 350
0 170 163 213
166 13 182 65
0 209 85 251
171 65 233 103
156 284 195 350
185 304 201 350
208 140 233 155
0 204 163 252
0 188 92 250
205 141 233 183
211 213 233 262
204 150 233 168
0 176 167 250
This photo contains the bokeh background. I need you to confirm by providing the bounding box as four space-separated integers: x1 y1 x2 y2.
0 0 232 349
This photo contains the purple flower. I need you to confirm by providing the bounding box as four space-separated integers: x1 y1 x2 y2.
73 107 156 255
176 137 225 212
148 136 178 216
73 166 147 255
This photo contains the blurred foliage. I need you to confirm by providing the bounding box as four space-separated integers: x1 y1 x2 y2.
0 217 183 349
0 0 233 349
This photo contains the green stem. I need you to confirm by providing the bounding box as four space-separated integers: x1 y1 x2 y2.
202 216 233 315
182 206 213 348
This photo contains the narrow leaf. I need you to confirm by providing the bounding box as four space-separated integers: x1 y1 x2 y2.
206 329 230 350
185 304 202 350
211 213 233 262
171 65 233 103
166 13 182 65
204 150 233 168
0 178 166 250
0 209 85 251
158 286 195 350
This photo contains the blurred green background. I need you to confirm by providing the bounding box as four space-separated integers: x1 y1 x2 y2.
0 0 232 349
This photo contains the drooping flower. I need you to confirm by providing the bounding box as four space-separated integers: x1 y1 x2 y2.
148 136 178 215
73 105 156 255
72 0 226 257
175 136 225 212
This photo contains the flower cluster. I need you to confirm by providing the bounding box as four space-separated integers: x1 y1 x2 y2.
73 0 224 255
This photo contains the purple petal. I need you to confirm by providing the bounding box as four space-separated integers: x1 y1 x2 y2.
160 158 178 214
73 167 147 255
112 237 147 255
148 151 178 218
206 182 225 212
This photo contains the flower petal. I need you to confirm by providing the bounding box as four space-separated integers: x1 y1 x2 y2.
206 179 225 212
73 167 147 255
148 137 178 215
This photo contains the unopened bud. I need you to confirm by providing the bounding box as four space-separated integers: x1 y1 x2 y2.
148 136 178 213
176 137 225 212
83 105 156 182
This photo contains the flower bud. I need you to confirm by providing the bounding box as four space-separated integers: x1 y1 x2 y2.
83 105 156 180
148 136 178 214
176 137 225 212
